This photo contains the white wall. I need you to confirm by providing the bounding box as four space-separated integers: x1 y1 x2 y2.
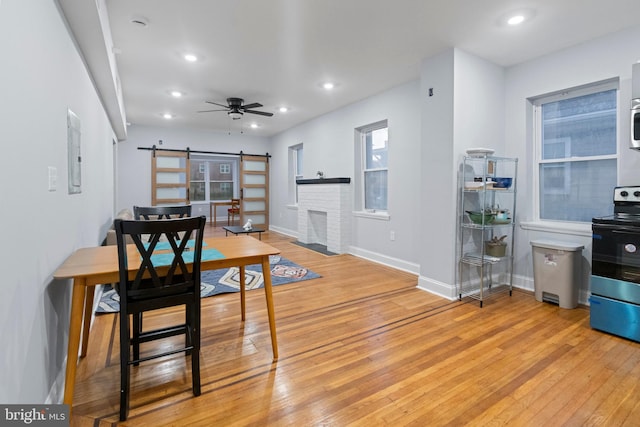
418 48 505 298
269 80 423 271
0 0 116 403
505 25 640 301
117 125 270 218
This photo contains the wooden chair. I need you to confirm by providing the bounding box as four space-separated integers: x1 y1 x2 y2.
227 199 240 225
133 205 192 220
133 205 192 242
114 216 206 421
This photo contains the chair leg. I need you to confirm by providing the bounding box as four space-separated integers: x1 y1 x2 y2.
132 312 141 366
191 301 201 396
119 311 131 421
185 304 192 356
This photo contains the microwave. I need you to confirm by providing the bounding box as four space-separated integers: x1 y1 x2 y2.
633 99 640 150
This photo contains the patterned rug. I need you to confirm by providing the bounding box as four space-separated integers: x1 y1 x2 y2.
96 255 320 313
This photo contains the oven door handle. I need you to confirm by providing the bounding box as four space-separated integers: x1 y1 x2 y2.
594 224 640 232
611 228 640 235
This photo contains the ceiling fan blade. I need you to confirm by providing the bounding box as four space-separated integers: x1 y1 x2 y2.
205 101 230 108
244 109 274 117
241 102 262 110
197 109 228 113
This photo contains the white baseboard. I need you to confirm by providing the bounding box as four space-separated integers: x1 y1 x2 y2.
416 276 457 300
268 225 298 239
348 246 420 275
267 228 583 305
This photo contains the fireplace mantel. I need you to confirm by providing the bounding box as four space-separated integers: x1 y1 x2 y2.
296 177 351 185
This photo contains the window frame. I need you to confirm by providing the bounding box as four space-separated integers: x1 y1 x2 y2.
288 144 303 205
355 120 389 215
189 155 239 203
531 79 619 223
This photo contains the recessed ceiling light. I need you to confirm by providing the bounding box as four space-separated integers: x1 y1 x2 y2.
170 91 183 98
279 106 289 113
500 9 535 27
323 82 335 90
184 53 198 62
507 14 525 25
163 113 173 119
250 123 259 129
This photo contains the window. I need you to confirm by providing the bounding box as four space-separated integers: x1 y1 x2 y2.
533 81 618 222
356 121 388 211
288 144 303 204
189 156 238 202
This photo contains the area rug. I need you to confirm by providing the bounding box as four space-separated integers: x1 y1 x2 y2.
96 255 320 313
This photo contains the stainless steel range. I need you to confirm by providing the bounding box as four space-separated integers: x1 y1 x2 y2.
591 185 640 342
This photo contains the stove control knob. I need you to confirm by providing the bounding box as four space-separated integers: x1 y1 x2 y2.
635 191 640 197
621 190 629 197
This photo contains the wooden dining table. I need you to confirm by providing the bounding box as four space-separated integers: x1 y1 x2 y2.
53 236 280 408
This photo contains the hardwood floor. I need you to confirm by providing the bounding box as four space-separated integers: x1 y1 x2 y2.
71 226 640 426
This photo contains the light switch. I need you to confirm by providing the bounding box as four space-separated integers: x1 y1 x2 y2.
48 166 57 191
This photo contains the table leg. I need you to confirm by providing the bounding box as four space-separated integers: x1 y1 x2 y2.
213 205 217 228
239 265 246 321
80 286 96 357
63 278 87 407
261 256 278 360
209 203 213 225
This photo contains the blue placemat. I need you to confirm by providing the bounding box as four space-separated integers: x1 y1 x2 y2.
149 248 225 266
143 239 207 251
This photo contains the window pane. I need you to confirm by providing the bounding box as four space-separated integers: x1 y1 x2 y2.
365 170 388 210
296 148 303 175
541 89 616 159
190 160 206 180
365 128 388 169
539 159 616 221
209 160 233 180
210 182 233 200
190 182 205 201
537 86 617 223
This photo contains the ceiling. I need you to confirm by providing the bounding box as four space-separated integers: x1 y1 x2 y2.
103 0 640 137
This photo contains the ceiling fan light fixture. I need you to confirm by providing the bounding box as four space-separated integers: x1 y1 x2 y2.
228 111 243 120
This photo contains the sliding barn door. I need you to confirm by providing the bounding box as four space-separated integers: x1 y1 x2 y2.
151 149 190 206
240 155 269 229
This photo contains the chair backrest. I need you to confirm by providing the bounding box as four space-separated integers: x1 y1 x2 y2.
114 216 206 301
229 199 240 211
133 205 192 221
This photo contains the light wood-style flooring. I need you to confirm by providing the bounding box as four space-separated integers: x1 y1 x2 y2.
71 226 640 426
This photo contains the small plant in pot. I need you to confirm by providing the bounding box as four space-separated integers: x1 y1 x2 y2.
485 235 507 257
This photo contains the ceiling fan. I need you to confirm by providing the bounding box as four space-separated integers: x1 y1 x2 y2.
198 97 274 120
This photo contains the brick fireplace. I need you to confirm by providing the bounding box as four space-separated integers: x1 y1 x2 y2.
296 178 351 254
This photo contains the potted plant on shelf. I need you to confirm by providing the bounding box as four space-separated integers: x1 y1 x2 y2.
485 235 507 257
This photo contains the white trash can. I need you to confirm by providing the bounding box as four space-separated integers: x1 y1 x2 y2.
530 240 584 309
